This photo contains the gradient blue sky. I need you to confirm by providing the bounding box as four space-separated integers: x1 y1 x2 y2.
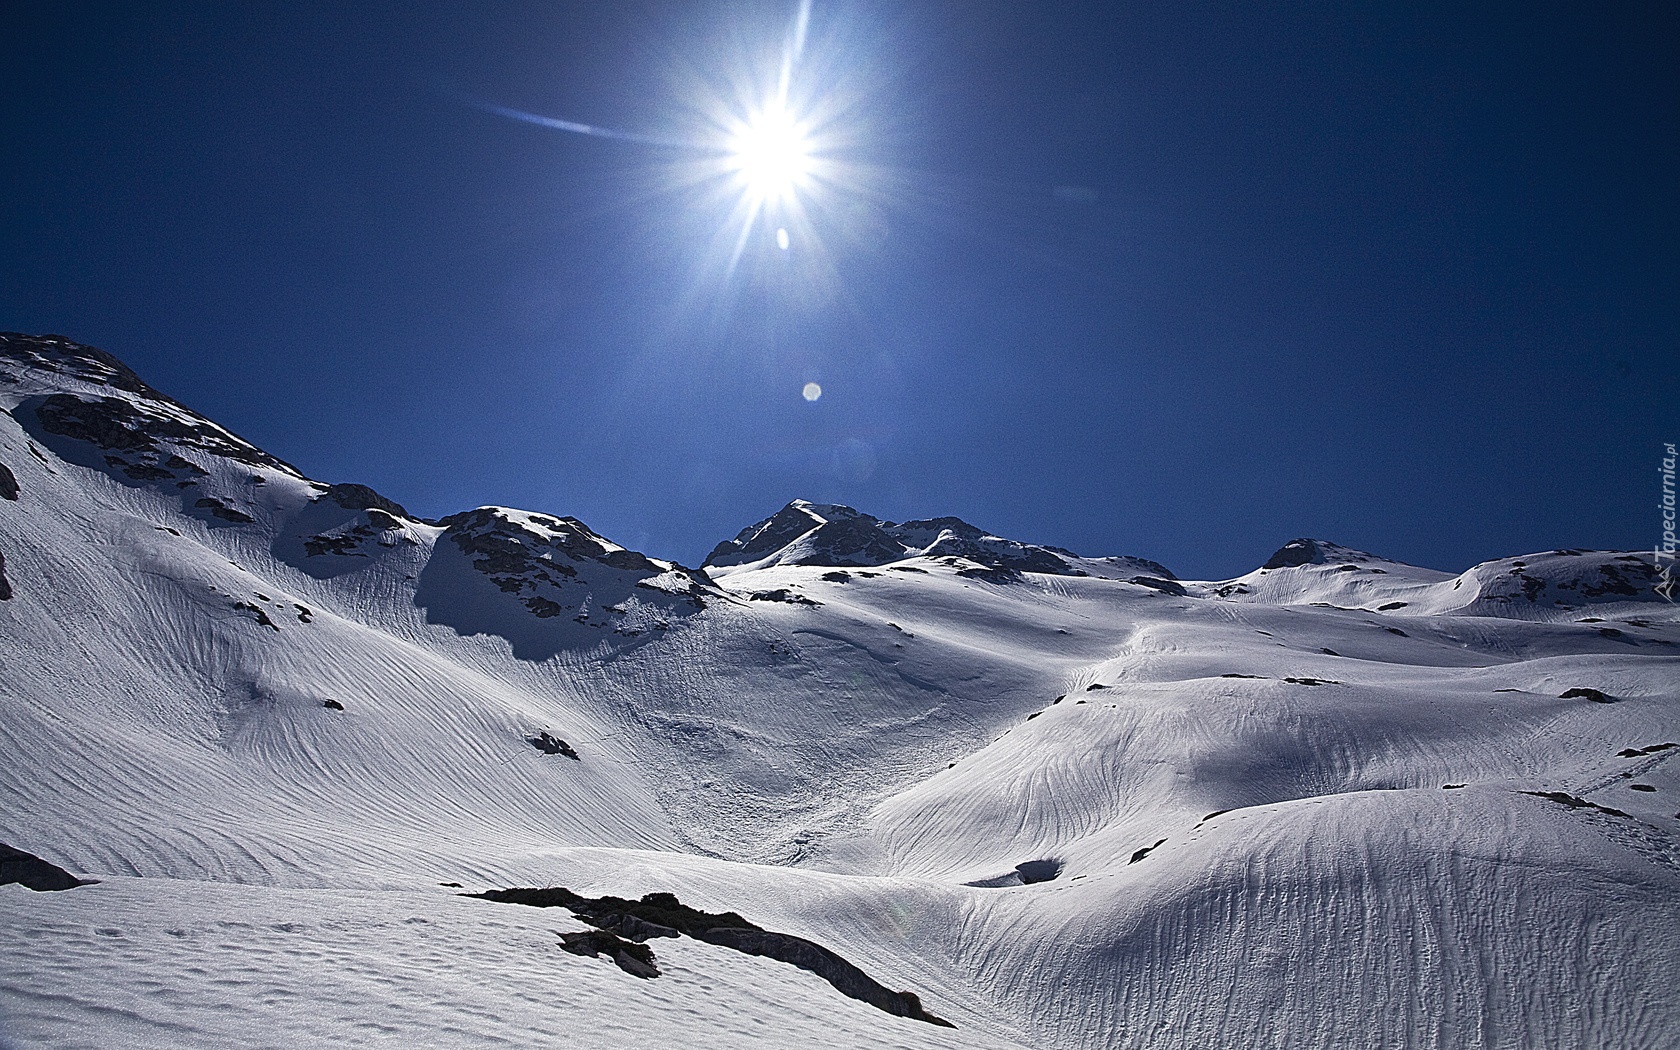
4 1 1675 578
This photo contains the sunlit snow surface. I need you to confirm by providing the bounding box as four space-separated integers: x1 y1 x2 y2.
1 335 1677 1048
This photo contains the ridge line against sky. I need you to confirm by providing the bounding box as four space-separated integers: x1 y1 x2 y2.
2 0 1675 578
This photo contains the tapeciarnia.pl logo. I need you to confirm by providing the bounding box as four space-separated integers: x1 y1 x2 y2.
1658 442 1677 602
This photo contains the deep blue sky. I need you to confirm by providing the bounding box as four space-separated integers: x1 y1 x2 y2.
4 2 1675 578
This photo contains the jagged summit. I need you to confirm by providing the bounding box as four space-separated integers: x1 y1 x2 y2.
704 498 1175 582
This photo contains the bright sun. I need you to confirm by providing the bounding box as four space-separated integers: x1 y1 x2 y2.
728 101 813 203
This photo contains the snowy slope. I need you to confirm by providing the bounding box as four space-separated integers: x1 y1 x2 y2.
2 332 1677 1049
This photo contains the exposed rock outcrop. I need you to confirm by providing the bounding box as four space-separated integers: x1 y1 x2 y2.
706 499 1171 583
1454 551 1670 608
323 483 409 519
472 886 953 1027
433 507 713 624
558 929 661 978
31 391 297 481
0 842 87 891
698 926 953 1026
1261 538 1388 569
2 331 181 402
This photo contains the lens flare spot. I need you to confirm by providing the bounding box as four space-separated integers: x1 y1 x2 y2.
777 227 790 250
802 382 822 402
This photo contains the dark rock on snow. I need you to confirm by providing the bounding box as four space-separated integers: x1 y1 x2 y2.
473 886 761 938
1013 859 1062 884
748 588 822 606
705 499 1171 584
1264 539 1325 569
528 731 580 760
442 508 675 595
323 483 409 519
3 331 180 404
1522 791 1630 819
1128 575 1186 596
33 392 296 478
590 911 680 942
558 929 661 978
0 842 87 891
194 497 255 524
1129 839 1168 864
700 926 953 1026
301 501 409 558
472 886 952 1026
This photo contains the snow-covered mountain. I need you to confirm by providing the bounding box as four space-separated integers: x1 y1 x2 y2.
1 331 1677 1049
704 498 1176 584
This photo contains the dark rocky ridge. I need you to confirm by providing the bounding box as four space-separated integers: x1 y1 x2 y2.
6 334 1176 601
4 332 306 478
473 887 954 1027
0 461 17 500
1261 538 1387 569
300 505 412 558
323 483 409 519
2 331 182 404
0 548 11 600
32 392 297 482
413 507 721 656
707 499 1173 582
436 507 713 623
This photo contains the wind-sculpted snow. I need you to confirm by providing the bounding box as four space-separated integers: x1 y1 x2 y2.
1 334 1677 1049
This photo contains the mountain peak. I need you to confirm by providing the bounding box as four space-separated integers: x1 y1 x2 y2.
1261 537 1388 569
1 331 176 404
705 499 1173 582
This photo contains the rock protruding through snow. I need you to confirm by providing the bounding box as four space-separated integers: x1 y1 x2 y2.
473 887 954 1027
415 507 720 658
0 842 88 891
558 929 661 978
704 499 1172 582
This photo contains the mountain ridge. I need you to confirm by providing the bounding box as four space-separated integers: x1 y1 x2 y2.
1 330 1676 1050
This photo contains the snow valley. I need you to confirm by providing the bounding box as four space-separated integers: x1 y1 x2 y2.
1 331 1676 1049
